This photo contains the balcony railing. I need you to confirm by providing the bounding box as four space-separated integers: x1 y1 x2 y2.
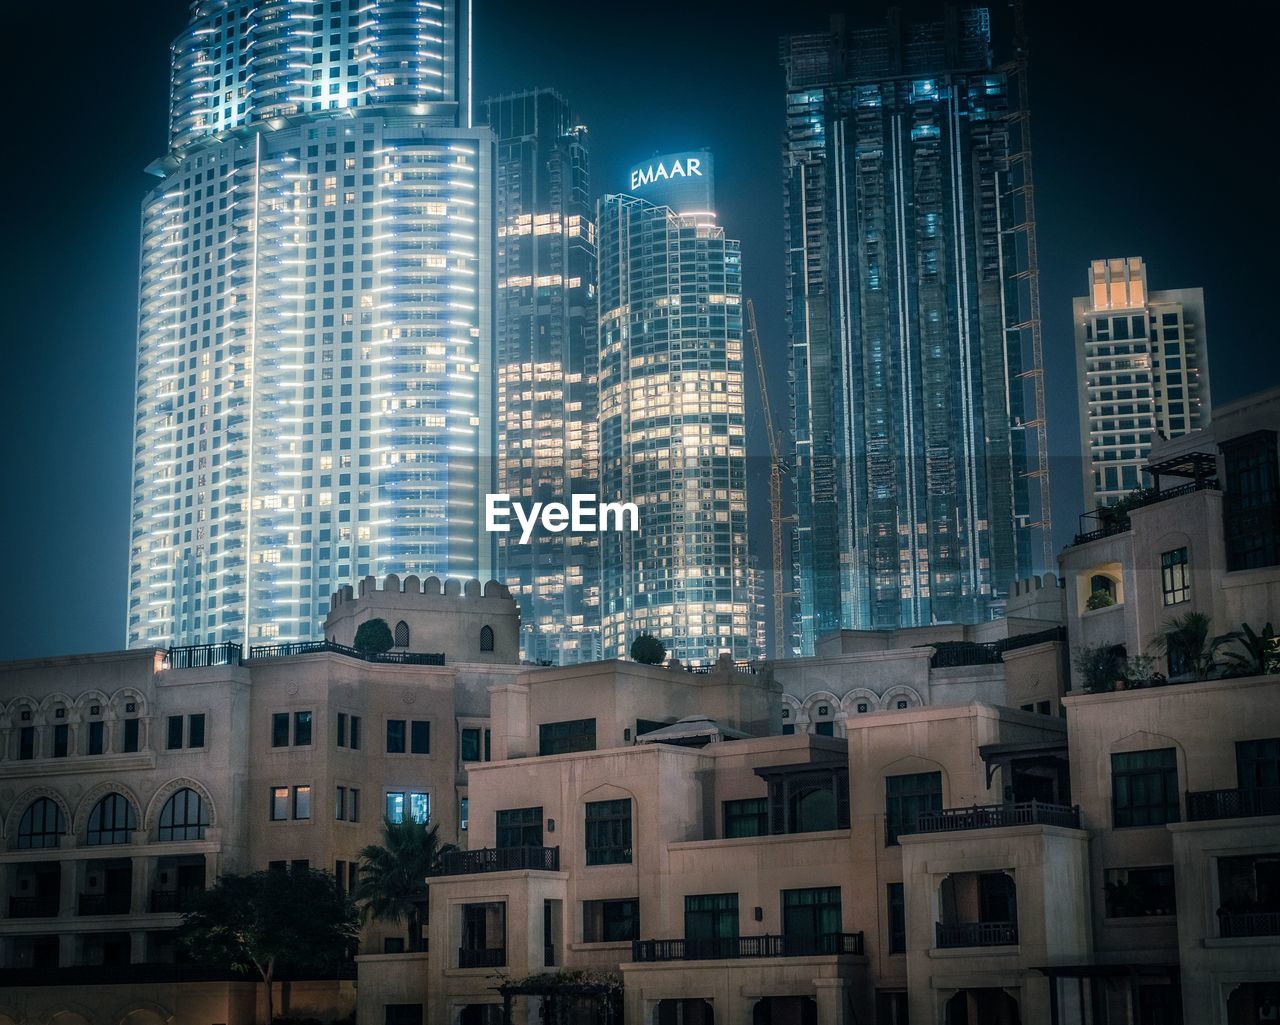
150 889 201 914
1218 909 1280 938
632 932 864 962
1186 787 1280 822
458 947 505 969
1071 479 1218 546
436 846 560 876
908 801 1081 837
78 893 131 916
8 896 59 918
935 921 1019 948
925 627 1067 669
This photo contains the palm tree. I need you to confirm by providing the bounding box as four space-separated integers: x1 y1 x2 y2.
354 818 456 952
1217 622 1280 677
1154 611 1221 681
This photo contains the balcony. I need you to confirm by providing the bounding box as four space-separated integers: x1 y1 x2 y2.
1218 909 1280 938
457 947 505 968
935 921 1019 948
1071 478 1218 546
78 893 131 916
1186 787 1280 822
632 932 864 962
8 897 59 919
907 800 1080 837
164 642 241 668
436 846 559 876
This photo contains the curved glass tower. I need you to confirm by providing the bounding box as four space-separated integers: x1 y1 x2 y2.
128 0 494 648
597 154 752 663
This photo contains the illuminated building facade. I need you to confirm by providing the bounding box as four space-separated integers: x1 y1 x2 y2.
127 0 495 648
782 8 1045 649
479 90 600 665
1074 257 1210 512
597 153 752 663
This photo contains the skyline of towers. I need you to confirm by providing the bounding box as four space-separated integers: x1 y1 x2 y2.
480 90 602 665
1074 257 1210 512
127 0 495 648
597 153 754 662
781 6 1046 651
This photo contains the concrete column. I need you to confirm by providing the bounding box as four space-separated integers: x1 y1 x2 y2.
130 930 148 963
814 979 852 1025
58 931 76 966
132 855 150 914
59 859 78 917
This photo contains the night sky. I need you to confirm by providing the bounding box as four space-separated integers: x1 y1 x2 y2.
1 1 1273 661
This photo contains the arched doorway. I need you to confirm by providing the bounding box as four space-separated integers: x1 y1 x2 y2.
753 996 818 1025
656 998 714 1025
1228 982 1280 1024
945 989 1020 1025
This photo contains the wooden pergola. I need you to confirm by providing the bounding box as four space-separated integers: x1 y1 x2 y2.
497 976 622 1025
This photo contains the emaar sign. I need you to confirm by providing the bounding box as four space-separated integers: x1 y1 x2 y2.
625 149 714 214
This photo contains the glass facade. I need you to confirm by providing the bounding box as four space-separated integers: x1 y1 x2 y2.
782 9 1041 646
479 90 600 665
128 0 495 648
597 170 751 663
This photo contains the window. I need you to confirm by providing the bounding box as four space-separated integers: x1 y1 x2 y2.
294 711 312 746
87 721 104 756
814 720 835 737
585 799 632 865
888 883 906 953
684 893 738 956
168 716 184 750
336 785 347 820
386 791 430 824
294 785 312 819
583 898 639 942
782 886 842 942
383 1002 422 1025
460 797 469 831
337 712 347 747
19 725 34 760
1238 738 1280 790
271 786 290 821
272 713 290 747
17 798 65 849
496 807 543 848
188 714 205 748
480 624 495 652
122 719 139 753
52 724 69 758
350 715 361 750
86 794 137 845
539 718 596 756
461 727 491 762
410 720 430 754
1160 547 1190 605
1112 748 1180 826
1104 866 1176 917
159 788 208 841
386 719 406 753
723 797 769 838
885 771 942 845
337 713 361 750
1223 430 1280 570
394 620 409 647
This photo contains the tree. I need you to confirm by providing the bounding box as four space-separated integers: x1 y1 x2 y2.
354 617 394 654
354 818 457 952
1218 622 1280 677
180 868 357 1025
630 632 666 666
1072 643 1126 694
1154 611 1221 681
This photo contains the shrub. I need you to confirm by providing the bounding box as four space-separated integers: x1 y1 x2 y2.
354 618 394 654
630 632 667 666
1085 589 1116 611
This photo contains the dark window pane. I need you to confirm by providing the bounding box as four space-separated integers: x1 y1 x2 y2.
888 883 906 953
188 714 205 748
337 712 347 748
166 716 183 750
53 724 70 758
122 719 139 753
294 711 313 746
585 799 631 865
584 898 639 942
1104 866 1176 917
539 718 596 756
885 771 942 844
19 726 34 760
1112 748 1180 826
88 721 104 756
496 807 543 848
723 798 769 838
461 727 480 762
271 713 289 748
350 716 361 750
387 719 406 753
410 720 430 754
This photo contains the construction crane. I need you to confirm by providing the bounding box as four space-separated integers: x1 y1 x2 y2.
745 298 794 658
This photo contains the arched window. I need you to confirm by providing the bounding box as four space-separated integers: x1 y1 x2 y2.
394 620 410 647
479 625 495 652
17 798 65 849
86 793 137 845
158 787 209 841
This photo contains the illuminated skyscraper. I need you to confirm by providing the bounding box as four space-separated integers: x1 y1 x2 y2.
479 90 600 664
1074 257 1210 511
782 8 1048 649
127 0 495 648
597 153 752 663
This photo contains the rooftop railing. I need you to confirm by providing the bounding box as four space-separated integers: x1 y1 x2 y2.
162 640 445 669
632 932 863 962
1072 479 1218 546
925 627 1066 669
